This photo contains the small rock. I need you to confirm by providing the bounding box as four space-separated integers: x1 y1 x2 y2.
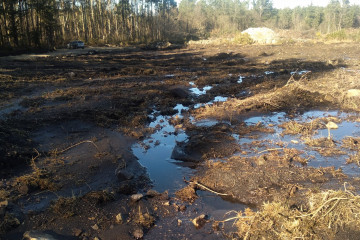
73 228 83 237
0 200 8 207
18 184 29 195
68 72 76 78
169 86 190 98
115 213 123 224
23 231 59 240
163 201 170 206
291 140 299 144
91 224 99 231
192 214 207 229
132 227 144 239
174 124 183 129
146 189 160 197
2 213 20 232
177 219 182 226
130 193 144 202
93 237 100 240
347 89 360 98
115 169 134 181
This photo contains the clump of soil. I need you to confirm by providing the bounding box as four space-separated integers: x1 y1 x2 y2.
342 136 360 150
172 123 240 162
304 137 346 156
175 183 198 203
346 153 360 166
0 121 33 176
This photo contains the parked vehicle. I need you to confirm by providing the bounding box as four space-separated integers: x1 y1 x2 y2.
67 40 85 49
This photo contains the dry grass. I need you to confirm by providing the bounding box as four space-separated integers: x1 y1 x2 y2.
346 153 360 166
51 196 77 218
233 187 360 239
194 69 360 122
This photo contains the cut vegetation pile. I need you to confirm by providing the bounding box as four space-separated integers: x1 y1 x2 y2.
234 187 360 239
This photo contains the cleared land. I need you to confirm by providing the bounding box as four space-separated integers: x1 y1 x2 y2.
1 41 360 239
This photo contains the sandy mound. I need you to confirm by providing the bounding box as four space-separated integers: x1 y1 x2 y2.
242 27 278 44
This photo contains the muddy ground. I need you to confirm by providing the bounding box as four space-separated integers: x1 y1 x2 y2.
1 41 360 239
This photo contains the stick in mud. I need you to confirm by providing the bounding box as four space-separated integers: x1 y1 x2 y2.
184 178 229 196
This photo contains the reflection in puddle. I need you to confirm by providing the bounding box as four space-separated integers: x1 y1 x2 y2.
211 96 228 103
132 111 192 193
264 71 274 75
194 96 228 109
190 85 213 96
174 103 189 115
340 67 360 73
238 75 244 84
193 119 220 127
290 70 310 75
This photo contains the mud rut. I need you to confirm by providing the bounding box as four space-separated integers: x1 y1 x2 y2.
1 43 360 239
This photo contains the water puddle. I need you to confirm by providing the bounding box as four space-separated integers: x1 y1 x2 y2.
131 94 360 238
0 98 24 119
240 110 360 176
264 71 274 75
189 85 213 96
290 70 311 75
132 106 193 193
194 96 228 109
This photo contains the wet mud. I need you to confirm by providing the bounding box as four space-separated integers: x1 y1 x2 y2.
1 42 360 239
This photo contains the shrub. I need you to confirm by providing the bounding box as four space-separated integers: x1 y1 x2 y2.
325 30 347 41
233 32 253 45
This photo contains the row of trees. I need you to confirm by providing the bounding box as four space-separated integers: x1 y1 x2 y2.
178 0 360 38
1 0 360 51
0 0 177 50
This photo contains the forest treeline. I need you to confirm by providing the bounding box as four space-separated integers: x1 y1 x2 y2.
1 0 360 52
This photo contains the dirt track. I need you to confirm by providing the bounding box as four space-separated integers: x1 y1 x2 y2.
1 42 360 239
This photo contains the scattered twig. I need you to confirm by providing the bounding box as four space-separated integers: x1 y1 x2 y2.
57 140 100 154
183 178 229 196
296 197 349 219
257 148 283 154
193 180 229 196
30 148 41 172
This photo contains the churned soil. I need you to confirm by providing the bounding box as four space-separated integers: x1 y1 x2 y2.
1 40 360 239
